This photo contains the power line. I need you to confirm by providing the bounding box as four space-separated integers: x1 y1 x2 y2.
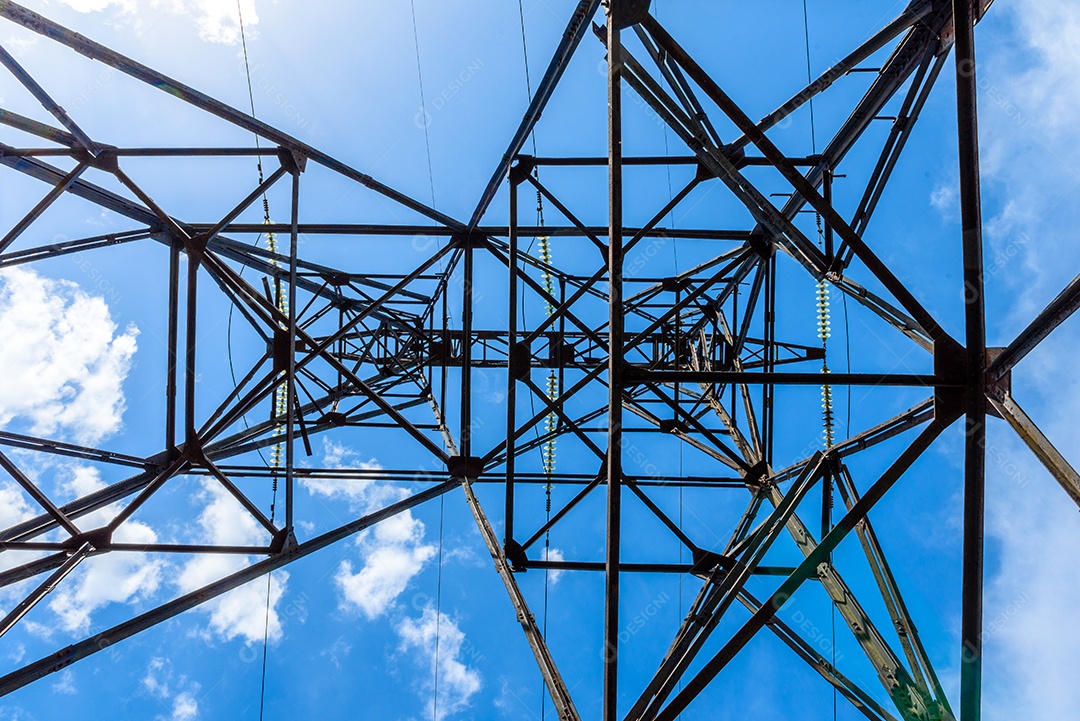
234 5 281 719
410 0 437 208
432 495 445 721
226 0 272 471
801 3 838 719
801 0 817 155
518 0 538 156
407 7 446 717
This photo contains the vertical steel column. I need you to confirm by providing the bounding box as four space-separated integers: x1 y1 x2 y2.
954 1 986 719
604 5 624 720
165 239 180 456
505 178 519 548
764 253 777 466
285 170 300 532
441 278 449 430
823 164 835 264
822 162 835 541
558 277 567 417
674 283 682 408
184 249 199 444
461 234 474 457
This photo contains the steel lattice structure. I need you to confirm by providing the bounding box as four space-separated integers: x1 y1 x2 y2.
0 0 1077 718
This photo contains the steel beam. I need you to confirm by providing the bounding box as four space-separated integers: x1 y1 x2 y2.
0 2 1015 717
641 14 950 346
0 542 92 639
988 271 1080 379
653 421 945 721
468 0 602 229
0 1 463 231
604 7 625 719
0 481 457 696
989 393 1080 509
461 476 581 721
953 1 987 718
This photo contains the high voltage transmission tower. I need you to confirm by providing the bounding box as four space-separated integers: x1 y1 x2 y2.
0 0 1077 719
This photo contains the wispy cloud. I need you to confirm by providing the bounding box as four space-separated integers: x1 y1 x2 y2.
983 441 1080 719
976 0 1080 320
307 439 437 620
55 0 259 45
143 656 202 721
969 1 1080 718
300 439 400 511
397 607 482 721
51 669 76 695
308 440 480 718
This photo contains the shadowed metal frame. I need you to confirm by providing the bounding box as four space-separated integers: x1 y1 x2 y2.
0 1 1071 720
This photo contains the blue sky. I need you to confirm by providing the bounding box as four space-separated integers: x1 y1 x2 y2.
0 0 1079 719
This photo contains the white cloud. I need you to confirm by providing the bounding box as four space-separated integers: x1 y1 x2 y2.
397 607 482 721
0 707 35 721
59 464 124 506
57 0 136 12
47 465 163 634
0 267 138 445
929 181 959 219
335 511 435 620
493 677 532 715
0 481 35 529
306 439 474 720
972 2 1080 717
178 0 259 45
3 35 38 53
6 644 25 664
0 478 37 601
171 691 198 721
142 656 171 698
320 637 352 670
0 269 144 635
972 0 1080 320
300 439 394 511
52 670 76 695
177 478 287 645
539 546 565 586
143 656 201 721
992 1 1080 135
57 0 259 45
312 439 438 619
48 529 162 633
982 422 1080 720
